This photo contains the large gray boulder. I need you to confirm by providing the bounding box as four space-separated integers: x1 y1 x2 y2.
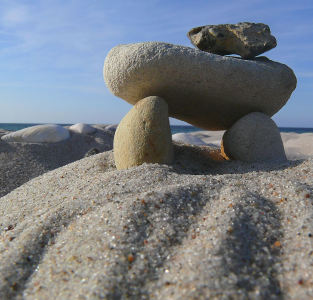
103 42 296 130
187 22 277 59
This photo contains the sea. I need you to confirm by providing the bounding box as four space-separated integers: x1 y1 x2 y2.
0 123 313 135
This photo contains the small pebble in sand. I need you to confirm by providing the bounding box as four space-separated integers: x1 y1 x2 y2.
273 241 282 248
127 254 135 263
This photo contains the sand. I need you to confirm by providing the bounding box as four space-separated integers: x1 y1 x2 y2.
0 126 113 198
0 141 312 299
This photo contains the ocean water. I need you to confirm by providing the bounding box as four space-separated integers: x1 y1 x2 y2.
0 123 313 134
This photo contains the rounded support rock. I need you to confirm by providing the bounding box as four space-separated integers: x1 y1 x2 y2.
221 112 286 162
113 96 173 170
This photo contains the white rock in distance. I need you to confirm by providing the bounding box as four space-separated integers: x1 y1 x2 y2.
69 123 96 134
103 42 297 130
172 132 207 146
105 124 118 132
1 124 70 143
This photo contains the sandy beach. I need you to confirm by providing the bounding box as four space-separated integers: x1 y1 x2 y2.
1 128 311 198
1 0 313 298
0 128 312 299
0 126 113 198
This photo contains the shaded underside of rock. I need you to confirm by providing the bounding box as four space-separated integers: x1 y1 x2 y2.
103 42 296 130
188 22 277 59
1 124 70 143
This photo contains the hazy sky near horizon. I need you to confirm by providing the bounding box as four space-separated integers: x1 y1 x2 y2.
0 0 312 127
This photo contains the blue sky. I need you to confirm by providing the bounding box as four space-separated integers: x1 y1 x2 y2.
0 0 312 127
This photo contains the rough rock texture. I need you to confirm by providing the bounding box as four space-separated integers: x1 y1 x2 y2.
1 124 70 143
69 123 96 134
188 22 277 59
114 96 173 169
0 128 113 198
221 112 287 162
0 146 312 299
103 42 297 130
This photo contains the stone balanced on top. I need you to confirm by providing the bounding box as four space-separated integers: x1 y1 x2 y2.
187 22 277 59
103 22 297 170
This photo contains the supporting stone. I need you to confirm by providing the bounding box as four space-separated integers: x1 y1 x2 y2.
113 96 173 170
221 112 286 162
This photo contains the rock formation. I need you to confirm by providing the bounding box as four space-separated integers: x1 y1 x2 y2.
187 22 277 59
103 23 297 167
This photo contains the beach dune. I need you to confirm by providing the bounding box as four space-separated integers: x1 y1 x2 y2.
0 141 312 299
0 126 113 198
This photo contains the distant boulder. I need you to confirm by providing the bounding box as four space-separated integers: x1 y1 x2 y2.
172 132 207 146
1 124 70 143
105 124 118 132
69 123 96 134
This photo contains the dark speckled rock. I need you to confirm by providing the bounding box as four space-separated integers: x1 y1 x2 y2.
188 22 277 59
